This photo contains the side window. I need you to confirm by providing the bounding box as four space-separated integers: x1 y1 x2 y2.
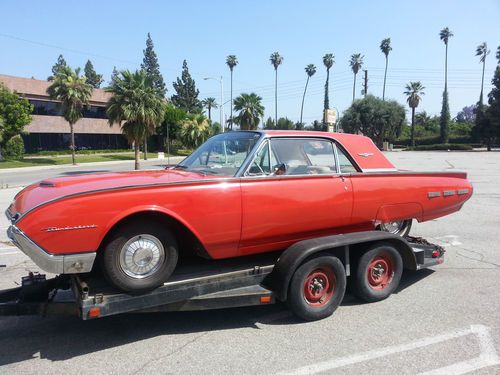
247 141 272 175
336 146 358 173
271 138 336 175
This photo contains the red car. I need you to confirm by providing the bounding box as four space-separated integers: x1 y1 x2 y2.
6 131 472 292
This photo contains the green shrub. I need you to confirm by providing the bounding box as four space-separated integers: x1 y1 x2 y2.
406 144 473 151
395 136 475 146
3 135 25 160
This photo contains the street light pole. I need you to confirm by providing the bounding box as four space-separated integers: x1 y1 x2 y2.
204 76 225 133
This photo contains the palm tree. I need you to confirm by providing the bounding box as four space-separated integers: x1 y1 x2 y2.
380 38 392 100
233 93 265 130
180 114 211 148
349 54 364 102
47 67 93 165
476 42 490 104
322 54 335 119
201 97 218 122
106 70 165 170
404 81 425 147
270 52 283 124
439 27 454 94
300 64 317 125
225 55 238 129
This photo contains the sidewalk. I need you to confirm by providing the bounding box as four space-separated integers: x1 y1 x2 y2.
0 156 185 175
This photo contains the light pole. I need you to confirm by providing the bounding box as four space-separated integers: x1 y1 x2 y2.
204 76 224 132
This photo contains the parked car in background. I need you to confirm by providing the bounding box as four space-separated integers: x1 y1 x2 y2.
6 131 473 292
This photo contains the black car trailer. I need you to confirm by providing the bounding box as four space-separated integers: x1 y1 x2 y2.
0 231 444 321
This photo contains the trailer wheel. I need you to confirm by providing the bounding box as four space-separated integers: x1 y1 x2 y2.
102 222 178 293
287 255 346 321
353 243 402 302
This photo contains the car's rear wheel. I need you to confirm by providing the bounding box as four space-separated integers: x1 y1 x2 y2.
287 255 346 321
352 243 403 302
102 221 178 293
379 219 412 237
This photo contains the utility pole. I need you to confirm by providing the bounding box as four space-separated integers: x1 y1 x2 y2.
363 70 368 98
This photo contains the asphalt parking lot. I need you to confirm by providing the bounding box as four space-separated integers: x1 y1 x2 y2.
0 151 499 374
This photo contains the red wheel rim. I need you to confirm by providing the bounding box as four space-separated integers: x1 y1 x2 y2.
303 267 336 307
367 253 394 290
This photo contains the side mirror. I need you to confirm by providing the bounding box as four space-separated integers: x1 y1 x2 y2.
273 163 286 176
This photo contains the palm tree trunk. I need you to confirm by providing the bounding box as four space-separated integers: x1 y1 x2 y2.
324 69 330 113
275 69 278 125
208 106 212 122
134 141 140 170
300 76 310 125
444 43 448 94
410 107 416 147
70 122 76 165
480 59 486 104
383 56 388 100
230 69 233 130
144 136 148 160
352 74 357 102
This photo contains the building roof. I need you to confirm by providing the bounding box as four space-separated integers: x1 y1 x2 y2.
0 74 112 105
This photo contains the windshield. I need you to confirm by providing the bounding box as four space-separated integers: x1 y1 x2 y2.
176 131 262 176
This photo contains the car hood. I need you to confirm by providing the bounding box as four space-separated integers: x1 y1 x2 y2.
8 169 225 217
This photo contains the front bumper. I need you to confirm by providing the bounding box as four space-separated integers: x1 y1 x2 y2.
7 225 96 274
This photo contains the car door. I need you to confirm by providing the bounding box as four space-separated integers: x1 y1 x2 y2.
239 137 353 256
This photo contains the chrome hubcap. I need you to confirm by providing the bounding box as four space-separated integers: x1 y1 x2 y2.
381 221 405 234
120 234 165 278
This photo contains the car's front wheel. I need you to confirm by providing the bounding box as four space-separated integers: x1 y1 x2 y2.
102 221 178 293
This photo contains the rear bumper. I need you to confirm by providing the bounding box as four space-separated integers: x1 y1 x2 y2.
7 225 96 274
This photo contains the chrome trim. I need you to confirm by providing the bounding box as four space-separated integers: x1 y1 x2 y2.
7 225 96 274
358 152 374 157
428 192 441 198
332 143 342 174
362 168 399 173
443 190 456 197
457 189 469 195
42 225 98 232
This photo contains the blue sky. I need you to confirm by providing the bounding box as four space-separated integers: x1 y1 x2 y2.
1 0 499 125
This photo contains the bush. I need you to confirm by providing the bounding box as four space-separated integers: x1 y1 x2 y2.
3 135 25 160
406 144 473 151
395 135 475 146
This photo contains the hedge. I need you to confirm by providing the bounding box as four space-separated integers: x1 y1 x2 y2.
395 135 475 146
405 144 473 151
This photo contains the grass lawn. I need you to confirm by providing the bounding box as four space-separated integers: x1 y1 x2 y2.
0 153 159 169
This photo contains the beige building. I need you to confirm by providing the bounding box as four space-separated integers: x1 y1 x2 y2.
0 74 127 152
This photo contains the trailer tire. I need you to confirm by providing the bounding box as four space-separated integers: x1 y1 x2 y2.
287 255 346 321
353 243 402 302
102 222 178 293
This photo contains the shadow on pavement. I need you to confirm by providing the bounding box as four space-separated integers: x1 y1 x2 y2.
0 269 435 366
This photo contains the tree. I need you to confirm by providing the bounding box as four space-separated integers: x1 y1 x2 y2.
264 117 275 129
275 117 295 130
380 38 392 100
233 93 265 130
0 84 33 160
47 54 68 81
439 27 453 143
171 60 202 113
349 54 364 102
476 42 490 104
179 114 211 148
479 45 500 151
201 97 218 122
270 52 283 124
300 64 317 125
110 66 119 87
340 95 406 147
456 105 476 123
141 33 166 97
47 67 93 165
404 81 425 147
322 54 334 117
83 60 104 88
106 70 164 170
226 55 238 129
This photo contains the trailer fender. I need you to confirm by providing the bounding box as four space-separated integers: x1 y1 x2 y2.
267 231 417 302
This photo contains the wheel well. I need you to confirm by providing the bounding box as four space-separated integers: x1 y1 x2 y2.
99 211 209 260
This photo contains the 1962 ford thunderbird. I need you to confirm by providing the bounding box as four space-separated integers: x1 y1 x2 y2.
6 131 473 292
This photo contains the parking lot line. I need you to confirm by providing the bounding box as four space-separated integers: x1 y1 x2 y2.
275 325 499 375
